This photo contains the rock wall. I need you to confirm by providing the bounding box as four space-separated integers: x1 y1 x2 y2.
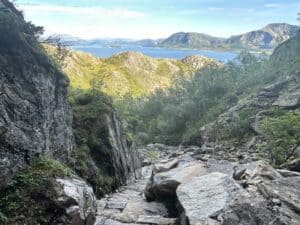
106 112 141 184
0 0 75 188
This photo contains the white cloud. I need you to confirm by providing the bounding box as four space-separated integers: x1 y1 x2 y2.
18 4 146 18
264 3 281 8
208 7 224 12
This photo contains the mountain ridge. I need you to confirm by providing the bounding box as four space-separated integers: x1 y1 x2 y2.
49 23 299 52
45 46 219 98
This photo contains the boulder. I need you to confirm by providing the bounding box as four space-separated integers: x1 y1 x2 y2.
176 172 242 225
257 176 300 213
273 91 300 108
56 176 97 225
286 158 300 172
249 161 282 181
153 158 179 173
145 161 206 200
219 195 297 225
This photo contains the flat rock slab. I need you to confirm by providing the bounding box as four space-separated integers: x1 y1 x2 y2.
176 172 242 225
105 202 127 210
95 218 142 225
153 158 179 173
137 215 177 225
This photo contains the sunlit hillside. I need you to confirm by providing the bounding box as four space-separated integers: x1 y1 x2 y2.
45 45 219 97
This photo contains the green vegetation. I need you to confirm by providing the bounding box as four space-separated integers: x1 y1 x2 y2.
116 51 273 145
45 45 217 98
0 2 43 49
117 29 300 147
0 158 71 225
220 109 256 142
260 110 300 165
69 88 119 197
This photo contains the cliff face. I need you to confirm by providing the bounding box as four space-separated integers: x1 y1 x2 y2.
70 91 141 197
0 0 75 188
106 112 141 184
0 0 141 191
0 1 141 223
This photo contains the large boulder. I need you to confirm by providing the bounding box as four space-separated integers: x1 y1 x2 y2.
176 172 242 225
145 160 206 201
55 176 97 225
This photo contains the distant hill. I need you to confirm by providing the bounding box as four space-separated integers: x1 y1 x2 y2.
47 23 299 51
160 23 299 51
134 39 164 47
226 23 300 49
45 46 218 97
41 34 88 46
160 32 225 49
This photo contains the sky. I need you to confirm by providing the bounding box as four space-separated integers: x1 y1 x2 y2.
15 0 300 40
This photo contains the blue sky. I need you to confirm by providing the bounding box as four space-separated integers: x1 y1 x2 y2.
16 0 300 39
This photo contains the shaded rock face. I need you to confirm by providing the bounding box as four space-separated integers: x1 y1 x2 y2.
106 112 142 185
0 2 74 188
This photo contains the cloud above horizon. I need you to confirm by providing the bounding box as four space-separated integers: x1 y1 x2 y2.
19 4 146 18
16 0 300 39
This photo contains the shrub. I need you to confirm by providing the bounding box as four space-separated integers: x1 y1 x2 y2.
260 110 300 165
0 158 71 224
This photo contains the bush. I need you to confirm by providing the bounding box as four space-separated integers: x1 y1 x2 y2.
260 110 300 165
0 158 71 224
220 109 255 142
69 88 119 197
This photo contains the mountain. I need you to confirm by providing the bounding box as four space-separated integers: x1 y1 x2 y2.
45 46 219 97
160 32 225 49
160 23 299 51
226 23 300 49
46 23 299 52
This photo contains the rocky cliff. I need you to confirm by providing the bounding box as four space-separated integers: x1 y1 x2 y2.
70 91 141 197
0 1 141 224
0 0 74 188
